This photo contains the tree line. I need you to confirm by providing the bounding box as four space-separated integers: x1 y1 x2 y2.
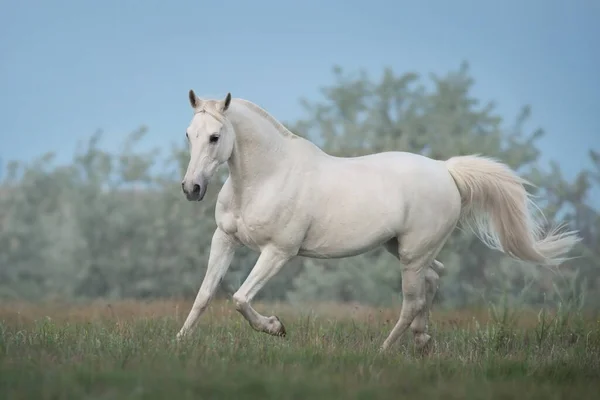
1 63 598 309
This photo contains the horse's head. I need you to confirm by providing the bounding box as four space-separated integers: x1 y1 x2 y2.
182 90 235 201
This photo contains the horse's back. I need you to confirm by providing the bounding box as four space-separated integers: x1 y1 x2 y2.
317 150 458 203
297 150 461 258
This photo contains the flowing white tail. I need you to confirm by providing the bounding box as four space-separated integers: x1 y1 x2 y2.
446 155 580 266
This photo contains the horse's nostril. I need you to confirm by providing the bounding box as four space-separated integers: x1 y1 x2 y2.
192 184 201 195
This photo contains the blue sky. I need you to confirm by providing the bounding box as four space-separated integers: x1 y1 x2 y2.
1 0 598 204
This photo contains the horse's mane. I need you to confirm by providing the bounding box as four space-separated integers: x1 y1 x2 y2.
234 98 300 140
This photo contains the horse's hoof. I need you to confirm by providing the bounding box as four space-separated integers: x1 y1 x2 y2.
273 316 286 337
415 335 433 356
378 342 391 354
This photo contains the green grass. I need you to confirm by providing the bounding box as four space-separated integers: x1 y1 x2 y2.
1 300 599 399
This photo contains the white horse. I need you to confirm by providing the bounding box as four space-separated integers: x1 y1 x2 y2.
176 90 580 352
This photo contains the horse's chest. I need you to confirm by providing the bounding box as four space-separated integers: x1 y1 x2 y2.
217 204 275 250
216 183 307 251
230 211 276 251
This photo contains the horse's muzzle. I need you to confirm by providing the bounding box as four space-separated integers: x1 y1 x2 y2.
182 178 208 201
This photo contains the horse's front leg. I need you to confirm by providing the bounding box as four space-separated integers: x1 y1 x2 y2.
176 228 238 339
232 246 293 337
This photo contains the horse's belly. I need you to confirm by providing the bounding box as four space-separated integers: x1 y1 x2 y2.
298 207 400 259
298 233 392 259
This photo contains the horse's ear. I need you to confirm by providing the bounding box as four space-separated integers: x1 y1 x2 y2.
218 92 232 113
188 89 202 109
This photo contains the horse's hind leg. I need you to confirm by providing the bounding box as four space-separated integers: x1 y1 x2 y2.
410 259 446 352
380 234 449 353
410 264 441 352
384 242 444 351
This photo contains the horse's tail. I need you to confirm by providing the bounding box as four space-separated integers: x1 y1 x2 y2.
445 155 580 266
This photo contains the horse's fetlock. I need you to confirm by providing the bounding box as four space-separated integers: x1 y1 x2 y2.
232 293 247 311
414 333 432 351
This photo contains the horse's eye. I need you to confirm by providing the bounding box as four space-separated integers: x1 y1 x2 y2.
209 134 219 143
185 132 189 139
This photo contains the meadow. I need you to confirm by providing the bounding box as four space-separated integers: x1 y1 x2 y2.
1 299 599 399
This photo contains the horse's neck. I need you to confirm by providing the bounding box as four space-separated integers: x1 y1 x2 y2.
226 101 291 193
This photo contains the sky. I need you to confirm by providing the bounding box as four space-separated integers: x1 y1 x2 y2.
1 0 598 204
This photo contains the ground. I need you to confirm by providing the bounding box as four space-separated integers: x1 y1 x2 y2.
1 299 599 399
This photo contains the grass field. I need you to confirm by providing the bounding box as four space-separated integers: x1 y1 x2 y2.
1 299 599 399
